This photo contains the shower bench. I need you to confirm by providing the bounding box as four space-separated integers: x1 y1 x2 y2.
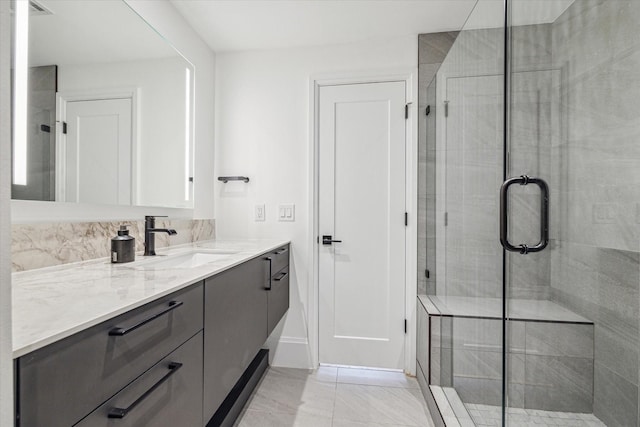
416 295 594 416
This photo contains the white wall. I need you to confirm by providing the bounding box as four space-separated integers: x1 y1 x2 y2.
12 0 216 223
0 0 13 423
215 36 418 368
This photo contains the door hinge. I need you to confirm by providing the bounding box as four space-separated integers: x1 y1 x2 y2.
404 212 408 226
404 319 407 334
405 104 409 119
425 105 431 116
62 121 67 134
444 101 449 118
425 269 430 279
444 212 448 226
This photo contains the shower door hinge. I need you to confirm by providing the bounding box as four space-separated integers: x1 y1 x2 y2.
405 104 409 119
404 212 408 226
425 105 431 116
425 269 430 279
444 101 449 118
444 212 448 226
404 319 407 334
62 121 67 134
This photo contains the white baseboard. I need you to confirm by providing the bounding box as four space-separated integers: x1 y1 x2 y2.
265 336 313 369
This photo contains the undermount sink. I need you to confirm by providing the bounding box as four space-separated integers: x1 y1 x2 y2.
134 250 237 269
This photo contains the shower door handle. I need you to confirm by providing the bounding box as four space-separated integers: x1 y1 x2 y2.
500 175 549 254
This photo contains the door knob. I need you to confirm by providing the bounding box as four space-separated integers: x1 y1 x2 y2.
322 235 342 245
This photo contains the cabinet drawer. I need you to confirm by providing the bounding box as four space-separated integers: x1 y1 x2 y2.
18 283 203 427
265 245 289 279
75 332 203 427
268 266 290 335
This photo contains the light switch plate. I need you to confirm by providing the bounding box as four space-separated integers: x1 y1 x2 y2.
278 204 295 222
255 204 265 222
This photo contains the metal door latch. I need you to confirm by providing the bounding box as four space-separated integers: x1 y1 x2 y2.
322 235 342 245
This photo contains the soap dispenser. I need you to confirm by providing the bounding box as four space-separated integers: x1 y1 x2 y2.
111 225 135 263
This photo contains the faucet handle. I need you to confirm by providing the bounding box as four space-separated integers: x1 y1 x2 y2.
145 215 168 221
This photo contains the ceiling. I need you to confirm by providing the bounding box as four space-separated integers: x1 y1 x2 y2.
171 0 578 54
170 0 479 53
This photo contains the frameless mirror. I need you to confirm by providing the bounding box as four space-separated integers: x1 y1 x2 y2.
11 0 194 208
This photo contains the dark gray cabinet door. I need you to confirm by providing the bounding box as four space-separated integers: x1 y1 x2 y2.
268 266 290 335
75 331 203 427
268 245 289 276
18 284 203 427
203 256 268 422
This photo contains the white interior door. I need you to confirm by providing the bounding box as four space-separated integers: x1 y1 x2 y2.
318 81 406 369
63 98 132 205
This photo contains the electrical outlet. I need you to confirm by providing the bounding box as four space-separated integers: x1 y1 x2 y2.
278 204 295 222
592 203 615 224
255 204 265 222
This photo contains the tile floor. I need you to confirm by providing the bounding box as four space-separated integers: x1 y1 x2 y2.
466 404 607 427
234 366 435 427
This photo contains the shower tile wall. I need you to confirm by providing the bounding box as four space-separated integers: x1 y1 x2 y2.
418 32 458 295
433 27 505 299
507 24 556 300
420 25 554 300
546 1 640 425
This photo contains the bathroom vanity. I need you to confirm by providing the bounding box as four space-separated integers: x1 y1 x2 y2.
12 240 290 427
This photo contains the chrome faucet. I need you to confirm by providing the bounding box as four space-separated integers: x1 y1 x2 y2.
144 215 177 256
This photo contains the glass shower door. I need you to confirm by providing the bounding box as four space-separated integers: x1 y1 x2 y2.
503 1 640 425
422 0 509 424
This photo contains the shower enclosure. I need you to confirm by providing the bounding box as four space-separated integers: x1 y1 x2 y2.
416 1 640 425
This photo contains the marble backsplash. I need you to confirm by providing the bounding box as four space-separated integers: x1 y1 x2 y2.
12 219 215 272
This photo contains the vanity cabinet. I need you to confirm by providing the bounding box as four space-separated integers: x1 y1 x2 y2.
15 243 290 427
203 244 290 424
17 284 203 427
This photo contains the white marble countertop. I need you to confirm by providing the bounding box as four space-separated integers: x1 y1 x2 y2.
12 239 290 358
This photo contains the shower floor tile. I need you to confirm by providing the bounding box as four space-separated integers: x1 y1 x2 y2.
465 404 606 427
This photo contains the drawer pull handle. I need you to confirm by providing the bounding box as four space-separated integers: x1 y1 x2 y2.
109 301 184 336
264 257 272 290
274 271 288 281
274 247 288 255
108 362 183 419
